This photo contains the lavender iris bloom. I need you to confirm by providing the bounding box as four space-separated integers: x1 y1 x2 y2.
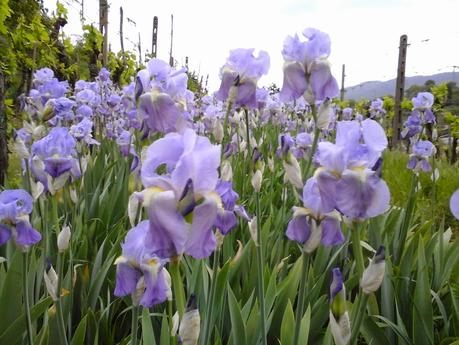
215 48 270 108
342 107 353 120
286 177 344 253
30 127 81 192
70 118 99 146
114 221 171 307
136 59 188 133
450 189 459 220
407 140 435 172
315 119 390 220
134 129 222 259
402 92 436 139
369 98 386 119
214 180 239 234
280 28 339 103
116 130 139 172
0 189 41 247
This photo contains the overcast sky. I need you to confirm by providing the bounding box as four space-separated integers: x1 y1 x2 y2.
44 0 459 92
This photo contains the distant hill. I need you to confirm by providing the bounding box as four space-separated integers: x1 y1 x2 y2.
345 72 459 100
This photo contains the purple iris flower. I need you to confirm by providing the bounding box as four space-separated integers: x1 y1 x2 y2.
214 180 239 234
70 118 99 146
30 127 81 192
401 111 422 139
136 59 189 133
116 130 139 172
280 28 339 103
407 140 435 172
215 48 270 108
450 189 459 220
286 177 344 252
114 220 171 307
314 119 390 220
412 92 434 110
342 107 353 120
369 98 386 119
0 189 41 247
134 129 222 259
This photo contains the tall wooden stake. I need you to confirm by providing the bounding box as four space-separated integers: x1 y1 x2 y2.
152 16 158 58
340 64 346 101
392 34 408 148
99 0 109 66
119 7 125 55
138 32 142 65
169 14 174 66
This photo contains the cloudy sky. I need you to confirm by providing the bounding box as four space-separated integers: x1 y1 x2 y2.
44 0 459 91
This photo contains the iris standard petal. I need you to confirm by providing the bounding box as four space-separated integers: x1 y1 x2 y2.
279 61 308 102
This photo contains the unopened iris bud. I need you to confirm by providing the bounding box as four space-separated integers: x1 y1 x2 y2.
251 169 262 192
57 225 71 253
329 267 350 345
221 160 233 181
44 266 59 301
317 98 334 130
178 294 200 345
283 155 303 189
360 246 385 294
213 119 224 143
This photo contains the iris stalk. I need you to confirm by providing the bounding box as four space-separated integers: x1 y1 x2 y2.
350 293 369 345
170 258 186 318
255 192 267 345
292 252 310 345
201 248 220 345
131 305 140 345
23 253 34 345
56 253 69 345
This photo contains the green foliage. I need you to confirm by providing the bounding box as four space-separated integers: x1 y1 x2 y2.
0 0 11 34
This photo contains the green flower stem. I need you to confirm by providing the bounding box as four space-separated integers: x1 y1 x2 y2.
222 100 233 148
293 251 310 345
351 223 365 279
255 192 267 345
56 253 69 345
304 108 320 180
350 293 369 345
170 259 186 318
201 248 220 345
244 108 251 167
131 305 140 345
23 252 34 345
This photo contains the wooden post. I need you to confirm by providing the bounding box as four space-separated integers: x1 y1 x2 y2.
169 14 174 66
340 64 345 101
392 34 408 148
138 32 142 65
152 16 158 58
99 0 109 66
119 7 125 55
